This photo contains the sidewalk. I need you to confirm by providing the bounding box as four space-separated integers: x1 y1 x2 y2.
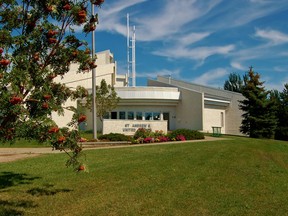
0 136 227 163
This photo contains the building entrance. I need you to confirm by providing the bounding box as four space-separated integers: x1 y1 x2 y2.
163 112 170 131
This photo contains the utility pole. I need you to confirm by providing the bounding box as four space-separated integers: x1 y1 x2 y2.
91 4 97 139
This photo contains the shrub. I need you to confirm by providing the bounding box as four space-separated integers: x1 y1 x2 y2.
176 134 186 141
168 129 204 140
143 137 154 143
133 128 152 139
98 133 130 141
158 136 169 142
154 130 165 137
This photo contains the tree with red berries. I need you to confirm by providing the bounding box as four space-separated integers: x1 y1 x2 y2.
0 0 104 171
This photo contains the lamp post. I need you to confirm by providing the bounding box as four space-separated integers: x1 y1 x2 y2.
91 3 97 139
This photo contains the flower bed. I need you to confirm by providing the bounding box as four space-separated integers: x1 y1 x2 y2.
131 128 204 144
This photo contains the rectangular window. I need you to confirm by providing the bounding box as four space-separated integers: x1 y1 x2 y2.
103 112 109 119
153 112 160 120
221 112 224 127
145 112 152 120
119 111 126 119
127 111 134 120
111 112 117 119
136 112 143 120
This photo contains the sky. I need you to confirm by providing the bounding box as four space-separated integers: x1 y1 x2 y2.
80 0 288 90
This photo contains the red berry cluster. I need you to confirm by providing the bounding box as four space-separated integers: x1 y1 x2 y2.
0 48 10 67
78 114 87 123
10 96 22 105
63 3 72 11
76 9 87 24
48 127 59 133
47 30 58 44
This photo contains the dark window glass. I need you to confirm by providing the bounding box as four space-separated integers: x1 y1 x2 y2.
136 112 142 120
119 111 126 119
111 112 117 119
128 112 134 120
145 112 152 120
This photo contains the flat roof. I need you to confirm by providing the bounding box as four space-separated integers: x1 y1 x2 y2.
115 87 180 100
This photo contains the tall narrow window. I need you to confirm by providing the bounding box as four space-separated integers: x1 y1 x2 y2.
221 112 224 127
136 112 142 120
128 111 134 120
103 112 109 119
119 111 126 119
153 112 160 120
111 112 117 119
145 112 152 120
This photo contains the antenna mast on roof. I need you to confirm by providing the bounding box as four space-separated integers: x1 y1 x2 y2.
127 13 136 87
131 25 136 87
126 13 130 87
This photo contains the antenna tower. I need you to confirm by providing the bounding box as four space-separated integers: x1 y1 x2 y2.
127 14 136 87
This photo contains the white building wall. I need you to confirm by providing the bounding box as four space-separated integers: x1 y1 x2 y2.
150 76 245 135
103 120 168 136
175 88 203 130
203 107 226 133
225 94 244 135
88 105 177 133
52 50 120 129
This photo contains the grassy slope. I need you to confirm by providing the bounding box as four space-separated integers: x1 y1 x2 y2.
0 132 94 148
1 136 288 215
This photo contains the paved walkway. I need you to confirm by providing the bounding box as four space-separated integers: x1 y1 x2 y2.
0 136 227 163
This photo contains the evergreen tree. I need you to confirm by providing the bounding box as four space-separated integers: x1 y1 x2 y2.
0 0 105 170
223 72 244 93
239 67 277 138
274 84 288 140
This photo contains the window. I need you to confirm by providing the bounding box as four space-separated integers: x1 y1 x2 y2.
221 112 224 127
103 112 109 119
136 112 143 120
111 112 117 119
153 112 160 120
127 111 134 120
119 111 126 119
145 112 152 120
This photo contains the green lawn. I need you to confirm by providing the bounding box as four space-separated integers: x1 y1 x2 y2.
0 139 51 148
1 136 288 215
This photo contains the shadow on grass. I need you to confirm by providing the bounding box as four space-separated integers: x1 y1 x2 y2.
0 200 37 216
0 171 41 190
0 171 41 215
0 172 72 215
27 184 72 196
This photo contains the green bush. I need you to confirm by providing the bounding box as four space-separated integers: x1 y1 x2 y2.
133 128 152 139
98 133 130 141
168 129 204 140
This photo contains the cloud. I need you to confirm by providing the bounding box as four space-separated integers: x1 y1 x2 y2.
265 81 287 91
96 0 221 42
96 0 147 35
177 32 211 46
273 66 288 73
230 61 247 71
254 28 288 45
249 0 273 4
153 44 235 63
197 0 288 30
192 68 229 86
133 0 221 42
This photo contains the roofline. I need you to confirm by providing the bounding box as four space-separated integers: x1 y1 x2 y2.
154 75 243 96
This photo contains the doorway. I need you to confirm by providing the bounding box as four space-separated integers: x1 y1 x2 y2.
163 112 170 131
